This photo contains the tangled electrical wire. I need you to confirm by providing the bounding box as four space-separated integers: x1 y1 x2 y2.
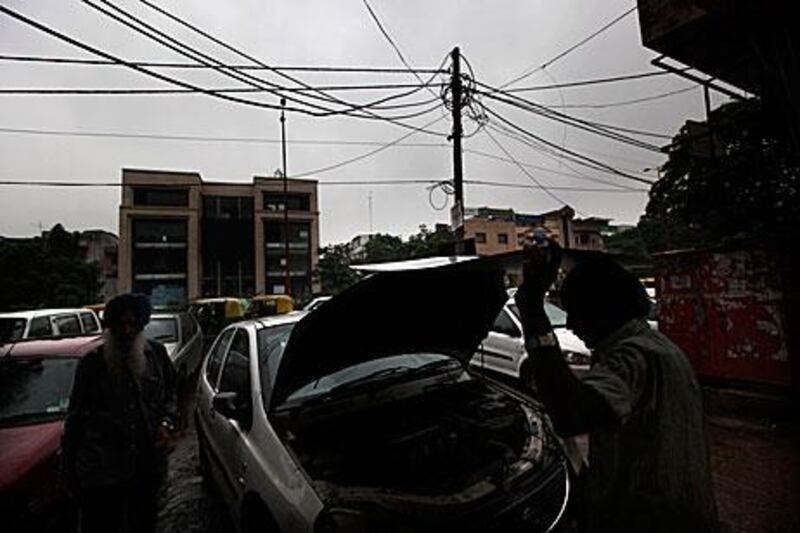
426 179 455 211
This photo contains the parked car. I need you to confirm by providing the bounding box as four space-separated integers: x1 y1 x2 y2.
0 335 103 532
0 309 102 344
195 258 569 532
144 311 203 380
302 295 331 312
189 298 247 352
471 298 592 382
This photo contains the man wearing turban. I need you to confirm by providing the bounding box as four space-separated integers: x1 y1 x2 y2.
62 293 178 533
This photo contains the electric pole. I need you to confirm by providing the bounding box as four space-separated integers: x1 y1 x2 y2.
280 97 291 296
450 46 465 251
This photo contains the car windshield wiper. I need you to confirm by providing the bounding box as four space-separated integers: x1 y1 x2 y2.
330 358 462 395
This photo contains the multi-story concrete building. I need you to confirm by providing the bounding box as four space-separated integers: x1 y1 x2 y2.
118 169 319 308
464 216 518 256
464 205 607 255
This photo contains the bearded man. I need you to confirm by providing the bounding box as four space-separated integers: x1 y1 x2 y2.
62 293 178 533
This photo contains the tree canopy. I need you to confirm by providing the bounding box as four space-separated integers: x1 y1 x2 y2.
317 225 456 295
0 224 101 310
639 99 799 252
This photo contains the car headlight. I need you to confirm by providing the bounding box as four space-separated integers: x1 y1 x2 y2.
520 404 546 463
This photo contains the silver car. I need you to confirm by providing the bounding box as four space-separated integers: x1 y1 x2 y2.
195 257 569 532
470 299 592 382
144 312 203 379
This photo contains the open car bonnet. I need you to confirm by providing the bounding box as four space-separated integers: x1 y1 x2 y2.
273 255 509 407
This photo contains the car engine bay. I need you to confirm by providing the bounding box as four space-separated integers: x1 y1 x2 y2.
275 377 551 496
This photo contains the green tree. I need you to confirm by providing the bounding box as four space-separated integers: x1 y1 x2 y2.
406 224 456 258
0 224 101 310
358 233 407 263
317 243 361 295
606 227 653 278
639 99 799 252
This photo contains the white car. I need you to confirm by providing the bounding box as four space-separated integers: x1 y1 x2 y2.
0 308 102 343
144 311 203 379
195 258 569 532
301 295 331 312
471 298 591 382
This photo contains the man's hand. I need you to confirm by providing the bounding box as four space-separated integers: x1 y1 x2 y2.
515 241 562 308
155 424 178 452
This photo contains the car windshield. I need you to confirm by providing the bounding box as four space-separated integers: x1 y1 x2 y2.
286 353 460 404
507 301 567 328
145 317 178 343
0 318 27 343
257 324 462 408
0 357 79 427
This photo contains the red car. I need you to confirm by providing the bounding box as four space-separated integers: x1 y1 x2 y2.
0 335 102 532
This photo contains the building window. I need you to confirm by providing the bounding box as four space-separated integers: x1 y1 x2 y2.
498 233 509 245
203 196 254 220
475 232 487 244
263 193 310 212
264 221 312 301
201 196 255 297
132 218 187 308
133 187 189 207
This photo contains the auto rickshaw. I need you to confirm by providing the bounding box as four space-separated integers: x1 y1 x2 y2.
247 294 294 318
83 303 106 320
188 297 247 350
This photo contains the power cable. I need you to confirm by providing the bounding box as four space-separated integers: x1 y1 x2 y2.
0 84 447 94
292 115 447 177
547 86 697 109
0 125 449 147
482 127 578 213
484 106 655 185
501 5 638 88
360 0 441 100
463 147 638 190
476 83 671 146
0 5 448 136
0 53 447 74
0 178 648 192
83 0 382 118
478 89 665 152
504 69 684 92
137 0 449 125
487 120 651 178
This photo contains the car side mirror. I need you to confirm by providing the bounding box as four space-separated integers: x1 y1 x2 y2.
212 391 251 426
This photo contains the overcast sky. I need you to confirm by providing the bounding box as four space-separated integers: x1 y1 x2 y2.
0 0 730 244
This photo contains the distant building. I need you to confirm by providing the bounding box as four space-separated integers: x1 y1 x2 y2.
464 205 608 255
77 230 118 301
571 217 612 251
118 169 320 308
346 233 378 261
464 217 518 256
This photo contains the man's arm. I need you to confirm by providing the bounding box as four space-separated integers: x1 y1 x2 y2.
514 243 617 438
522 307 618 437
61 355 91 489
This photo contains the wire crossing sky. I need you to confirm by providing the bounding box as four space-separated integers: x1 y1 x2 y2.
0 0 727 243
